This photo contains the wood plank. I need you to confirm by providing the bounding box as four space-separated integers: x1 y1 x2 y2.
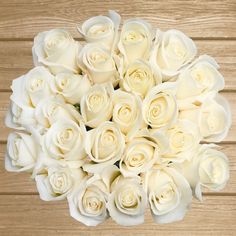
0 143 235 195
0 0 236 39
1 91 235 142
0 40 236 91
0 195 235 235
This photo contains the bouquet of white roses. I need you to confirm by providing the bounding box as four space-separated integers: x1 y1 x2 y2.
5 10 231 226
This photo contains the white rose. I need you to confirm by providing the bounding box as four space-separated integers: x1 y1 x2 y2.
43 119 86 165
78 43 118 84
176 55 224 103
143 167 192 223
150 29 197 79
107 176 147 226
180 144 229 200
11 66 54 109
35 98 81 132
35 166 85 201
142 82 178 129
161 119 201 163
50 72 91 104
32 29 81 74
80 83 113 128
5 101 35 130
112 90 144 139
5 132 37 172
118 19 154 63
83 121 125 173
179 94 231 142
120 132 160 177
119 59 162 98
78 10 121 51
68 165 120 226
199 146 229 191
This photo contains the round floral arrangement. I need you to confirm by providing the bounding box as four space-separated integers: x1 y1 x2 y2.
5 10 231 226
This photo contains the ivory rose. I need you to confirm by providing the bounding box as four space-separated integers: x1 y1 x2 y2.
107 176 147 226
143 167 192 223
161 119 201 163
43 119 86 165
112 90 144 139
32 29 81 74
83 121 125 173
68 165 120 226
50 72 91 104
35 166 86 201
5 101 35 130
118 19 154 63
119 59 162 98
120 132 160 177
11 66 54 108
80 83 113 128
142 82 178 129
179 95 231 142
5 132 37 172
180 144 229 200
34 98 81 132
150 29 197 79
176 55 224 103
78 43 118 84
78 10 121 51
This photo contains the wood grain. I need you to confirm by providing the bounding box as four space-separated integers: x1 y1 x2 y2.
0 0 235 234
0 40 236 91
0 143 235 194
1 91 235 142
0 0 236 39
0 195 235 236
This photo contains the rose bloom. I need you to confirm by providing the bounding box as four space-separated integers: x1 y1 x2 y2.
142 82 178 129
150 29 196 80
118 19 154 63
5 132 37 172
83 121 125 173
78 10 120 51
119 59 162 98
33 29 81 74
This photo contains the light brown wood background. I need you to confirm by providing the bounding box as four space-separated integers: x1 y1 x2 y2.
0 0 236 235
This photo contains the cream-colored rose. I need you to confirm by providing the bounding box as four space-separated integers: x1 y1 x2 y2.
150 29 197 80
119 59 162 98
11 66 54 109
143 167 192 223
35 166 86 201
199 145 229 191
162 119 201 163
120 132 160 177
78 43 118 84
176 55 224 103
50 72 91 104
107 176 147 226
80 83 113 128
83 121 125 173
68 165 120 226
112 90 144 139
5 132 37 172
142 82 178 129
78 10 120 51
5 101 35 130
118 19 154 63
43 119 86 165
35 98 81 132
179 95 231 142
32 29 81 74
180 144 229 200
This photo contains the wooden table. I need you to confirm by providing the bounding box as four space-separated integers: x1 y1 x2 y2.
0 0 235 235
